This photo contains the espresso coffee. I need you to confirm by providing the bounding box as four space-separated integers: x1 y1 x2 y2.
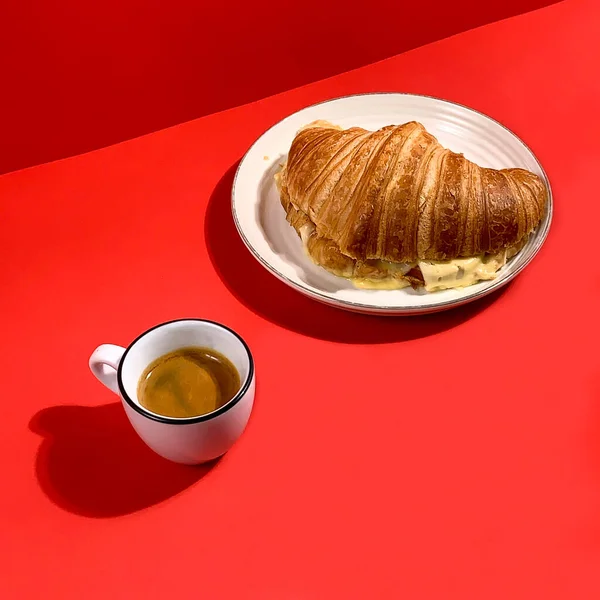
137 346 241 418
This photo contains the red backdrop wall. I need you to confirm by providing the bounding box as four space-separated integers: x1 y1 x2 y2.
0 0 559 175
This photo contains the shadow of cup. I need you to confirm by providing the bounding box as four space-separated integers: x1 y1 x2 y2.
30 403 216 518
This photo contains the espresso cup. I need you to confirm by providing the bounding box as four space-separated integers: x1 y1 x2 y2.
89 319 255 465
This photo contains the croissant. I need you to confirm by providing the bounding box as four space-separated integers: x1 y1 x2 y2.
275 120 548 292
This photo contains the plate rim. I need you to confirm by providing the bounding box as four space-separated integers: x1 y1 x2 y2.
231 91 553 315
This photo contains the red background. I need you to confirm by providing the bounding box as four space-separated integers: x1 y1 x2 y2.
1 0 559 175
2 0 600 598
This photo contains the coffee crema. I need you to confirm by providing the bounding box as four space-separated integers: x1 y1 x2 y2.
137 346 241 418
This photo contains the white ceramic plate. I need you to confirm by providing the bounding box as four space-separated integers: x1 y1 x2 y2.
232 93 552 315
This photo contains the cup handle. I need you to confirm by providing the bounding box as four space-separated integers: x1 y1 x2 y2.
89 344 126 395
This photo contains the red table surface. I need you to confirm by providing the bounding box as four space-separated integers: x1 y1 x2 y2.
1 0 599 597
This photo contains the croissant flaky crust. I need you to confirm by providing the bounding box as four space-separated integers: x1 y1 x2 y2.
277 121 548 267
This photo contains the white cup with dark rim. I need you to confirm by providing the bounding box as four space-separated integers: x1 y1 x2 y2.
88 319 255 465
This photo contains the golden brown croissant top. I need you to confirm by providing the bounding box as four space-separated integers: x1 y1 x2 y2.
280 121 548 264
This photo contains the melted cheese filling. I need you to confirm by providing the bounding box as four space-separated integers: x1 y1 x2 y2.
298 224 510 291
353 277 410 290
418 252 507 292
299 223 314 245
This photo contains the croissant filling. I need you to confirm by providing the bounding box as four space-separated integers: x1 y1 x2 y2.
297 221 521 292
